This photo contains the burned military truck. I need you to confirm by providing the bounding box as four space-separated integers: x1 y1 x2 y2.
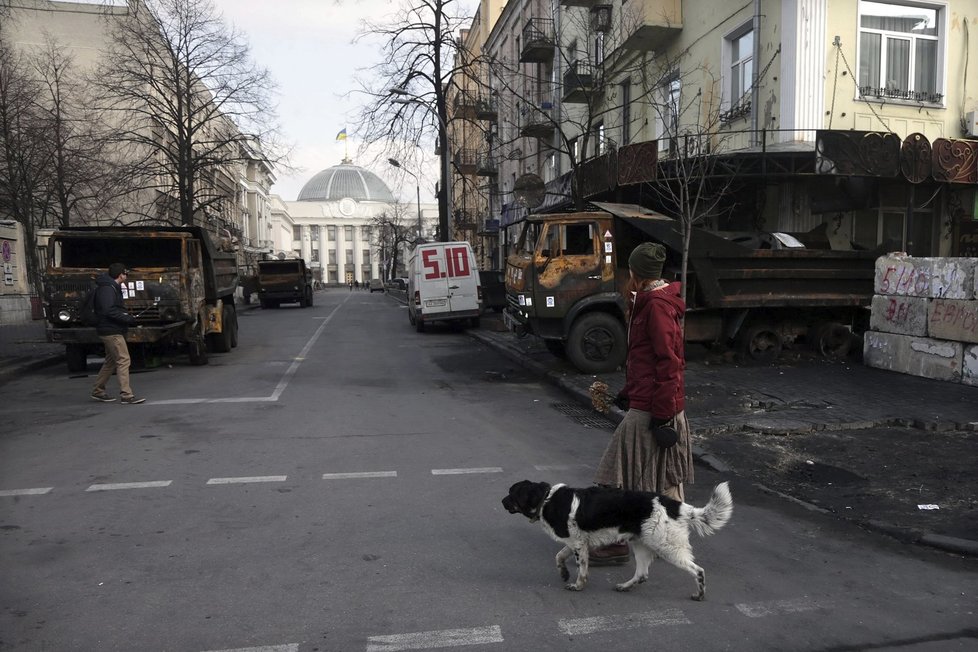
504 203 877 373
44 226 239 371
257 259 313 308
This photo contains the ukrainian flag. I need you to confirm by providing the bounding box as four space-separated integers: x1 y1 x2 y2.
336 129 347 141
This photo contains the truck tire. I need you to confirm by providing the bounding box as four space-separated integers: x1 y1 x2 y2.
810 321 851 359
738 322 783 364
229 307 239 348
66 344 87 373
566 312 626 374
305 288 313 307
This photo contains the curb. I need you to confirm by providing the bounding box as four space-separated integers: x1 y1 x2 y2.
467 328 978 558
0 354 64 387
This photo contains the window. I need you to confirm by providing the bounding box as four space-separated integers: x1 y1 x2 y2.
562 223 594 256
362 226 372 241
569 137 580 163
292 226 302 241
309 225 320 239
311 248 320 263
655 73 681 154
858 1 943 104
362 250 370 264
731 30 753 105
345 249 353 265
594 32 605 68
328 250 337 265
327 225 336 241
344 226 353 240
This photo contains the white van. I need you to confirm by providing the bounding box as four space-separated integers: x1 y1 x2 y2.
407 242 482 332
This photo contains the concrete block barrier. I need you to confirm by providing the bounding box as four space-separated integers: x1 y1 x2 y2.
964 345 978 387
870 295 929 336
863 331 963 382
875 254 976 299
928 299 978 344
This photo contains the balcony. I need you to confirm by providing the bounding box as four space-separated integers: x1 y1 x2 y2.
520 18 555 64
520 101 556 139
621 0 683 52
454 148 478 175
560 0 599 7
475 95 497 121
476 152 498 176
452 91 480 119
563 61 600 103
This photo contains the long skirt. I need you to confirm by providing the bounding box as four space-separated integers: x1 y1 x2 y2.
593 408 693 500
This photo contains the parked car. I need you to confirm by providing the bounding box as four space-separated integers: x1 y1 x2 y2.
386 278 407 291
369 278 384 293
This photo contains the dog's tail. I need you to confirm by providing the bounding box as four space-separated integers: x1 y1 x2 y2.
687 482 733 538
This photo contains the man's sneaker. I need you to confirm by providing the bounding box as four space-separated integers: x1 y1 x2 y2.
588 542 631 566
91 392 116 403
120 396 146 405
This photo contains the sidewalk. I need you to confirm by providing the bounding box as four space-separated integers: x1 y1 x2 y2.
2 302 976 556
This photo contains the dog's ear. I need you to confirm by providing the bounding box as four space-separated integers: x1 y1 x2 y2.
512 480 549 517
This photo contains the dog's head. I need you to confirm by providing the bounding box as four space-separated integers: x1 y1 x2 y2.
502 480 551 522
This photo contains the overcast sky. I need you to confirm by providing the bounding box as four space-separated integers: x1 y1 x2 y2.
213 0 446 204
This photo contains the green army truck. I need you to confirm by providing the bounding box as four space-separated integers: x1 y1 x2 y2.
504 203 877 373
43 226 239 371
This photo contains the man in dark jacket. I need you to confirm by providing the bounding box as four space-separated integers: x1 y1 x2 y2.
91 263 145 404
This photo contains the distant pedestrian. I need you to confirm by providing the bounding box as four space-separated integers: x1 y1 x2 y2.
90 263 145 404
590 242 692 563
348 280 353 291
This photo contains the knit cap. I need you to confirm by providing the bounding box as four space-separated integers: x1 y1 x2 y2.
628 242 666 280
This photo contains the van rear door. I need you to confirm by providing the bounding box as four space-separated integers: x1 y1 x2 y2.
443 244 478 313
417 244 453 318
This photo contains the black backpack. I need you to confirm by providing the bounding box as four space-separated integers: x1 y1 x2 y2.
80 281 99 327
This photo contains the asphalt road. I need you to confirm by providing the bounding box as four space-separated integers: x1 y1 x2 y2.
1 289 976 651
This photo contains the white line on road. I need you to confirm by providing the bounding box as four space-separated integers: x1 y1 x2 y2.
86 481 172 492
557 609 690 636
201 645 298 652
322 471 397 480
431 467 504 475
0 487 53 497
534 464 591 471
366 625 503 651
270 300 344 401
735 598 820 618
206 476 287 485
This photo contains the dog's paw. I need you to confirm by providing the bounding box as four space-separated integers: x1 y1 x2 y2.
565 582 585 591
559 566 570 582
614 583 633 592
691 593 705 602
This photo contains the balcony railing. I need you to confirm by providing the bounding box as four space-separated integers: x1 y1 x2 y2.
520 101 556 139
858 86 944 105
475 95 498 121
454 148 478 175
452 91 480 118
621 0 683 52
476 152 498 176
563 61 600 103
520 18 555 64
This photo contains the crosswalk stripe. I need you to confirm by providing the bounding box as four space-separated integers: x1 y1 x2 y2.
86 481 171 492
557 609 690 636
366 625 503 651
206 476 287 485
0 487 52 497
735 598 820 618
431 467 503 475
322 471 397 479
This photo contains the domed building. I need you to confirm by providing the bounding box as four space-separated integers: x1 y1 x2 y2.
268 159 437 285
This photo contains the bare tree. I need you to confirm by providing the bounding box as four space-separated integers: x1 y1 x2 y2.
92 0 286 227
370 200 417 280
353 0 473 241
0 27 50 294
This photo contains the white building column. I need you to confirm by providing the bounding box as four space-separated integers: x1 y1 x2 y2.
780 0 827 142
300 225 312 261
352 224 363 283
335 222 346 283
318 226 328 281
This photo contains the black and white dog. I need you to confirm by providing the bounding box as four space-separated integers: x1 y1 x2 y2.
502 481 732 600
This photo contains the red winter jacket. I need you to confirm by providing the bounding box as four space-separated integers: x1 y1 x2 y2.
620 282 686 420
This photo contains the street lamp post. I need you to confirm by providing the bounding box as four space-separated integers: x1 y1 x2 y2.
391 93 452 242
387 158 423 241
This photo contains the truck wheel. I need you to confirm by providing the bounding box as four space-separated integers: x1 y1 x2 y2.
810 321 851 359
739 322 783 364
66 344 87 373
566 312 626 374
305 288 313 307
208 305 233 353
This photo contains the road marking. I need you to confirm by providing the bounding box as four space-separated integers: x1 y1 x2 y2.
366 625 503 651
206 476 287 485
557 609 690 636
534 464 591 471
201 645 298 652
322 471 397 480
735 598 820 618
431 467 504 475
86 481 172 492
0 487 53 497
149 296 350 405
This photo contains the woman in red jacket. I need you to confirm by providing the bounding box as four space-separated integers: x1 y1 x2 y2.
591 242 694 563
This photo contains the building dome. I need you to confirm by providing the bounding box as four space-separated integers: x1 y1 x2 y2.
297 159 395 203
